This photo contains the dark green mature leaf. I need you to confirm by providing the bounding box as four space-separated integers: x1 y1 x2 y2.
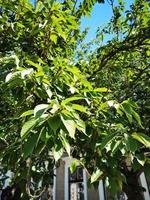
23 133 39 159
100 132 116 150
48 115 61 133
125 134 138 152
21 118 38 138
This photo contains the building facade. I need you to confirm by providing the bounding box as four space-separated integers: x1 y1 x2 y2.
52 157 150 200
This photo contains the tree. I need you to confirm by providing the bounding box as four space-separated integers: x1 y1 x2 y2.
78 0 150 198
0 0 150 200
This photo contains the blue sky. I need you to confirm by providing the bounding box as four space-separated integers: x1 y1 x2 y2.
80 2 113 42
80 0 134 42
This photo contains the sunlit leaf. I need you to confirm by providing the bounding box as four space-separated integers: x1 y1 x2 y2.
132 132 150 148
60 114 76 139
91 169 103 183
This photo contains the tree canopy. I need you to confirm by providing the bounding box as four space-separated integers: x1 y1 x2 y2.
0 0 150 199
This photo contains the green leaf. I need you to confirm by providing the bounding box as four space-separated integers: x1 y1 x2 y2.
26 60 42 71
5 72 20 83
91 169 103 183
61 95 84 106
125 134 138 152
132 132 150 148
121 102 133 123
48 115 60 133
70 160 78 174
100 132 116 150
76 118 86 134
60 134 71 156
23 133 39 159
136 154 146 166
50 34 57 44
132 110 143 127
52 140 63 162
94 87 111 92
20 110 34 118
111 140 122 154
71 104 88 113
40 128 50 143
60 114 76 139
21 118 37 138
120 100 142 127
34 104 49 118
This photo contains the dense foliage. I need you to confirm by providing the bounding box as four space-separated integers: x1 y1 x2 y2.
0 0 149 199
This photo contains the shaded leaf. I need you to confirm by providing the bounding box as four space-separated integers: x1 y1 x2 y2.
23 133 39 159
48 115 60 133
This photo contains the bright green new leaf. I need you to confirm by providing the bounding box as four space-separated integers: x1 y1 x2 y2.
26 60 42 71
20 110 34 118
94 87 111 92
50 34 58 44
71 104 88 113
53 147 63 162
111 140 122 154
76 118 86 135
70 160 79 174
5 72 20 83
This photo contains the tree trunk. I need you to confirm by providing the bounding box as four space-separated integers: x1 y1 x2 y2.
122 170 145 200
